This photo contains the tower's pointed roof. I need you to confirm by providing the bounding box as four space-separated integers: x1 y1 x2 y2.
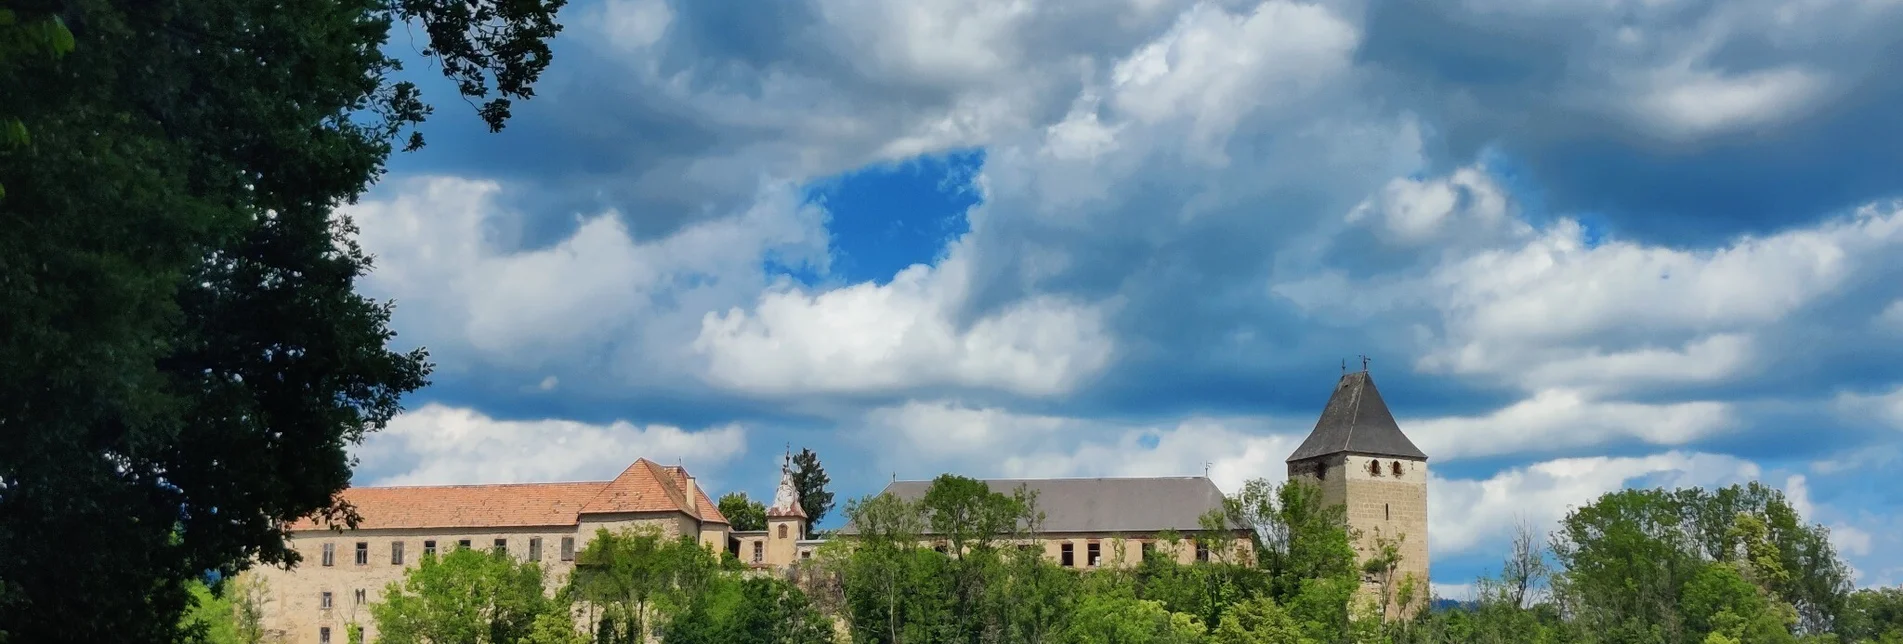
767 450 807 520
1286 370 1427 462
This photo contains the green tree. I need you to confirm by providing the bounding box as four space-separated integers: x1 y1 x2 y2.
663 576 833 644
1061 588 1207 644
1550 485 1852 643
181 579 240 644
568 527 723 643
719 492 768 532
1840 588 1903 644
0 0 566 641
371 548 559 644
1213 595 1312 644
792 448 836 527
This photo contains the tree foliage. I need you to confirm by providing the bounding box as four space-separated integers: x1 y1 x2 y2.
719 492 768 532
371 548 564 644
567 527 723 643
0 0 564 640
793 448 836 527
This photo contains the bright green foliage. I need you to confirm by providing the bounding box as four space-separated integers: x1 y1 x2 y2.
1840 588 1903 644
370 548 560 644
1213 595 1313 644
0 0 566 640
793 448 837 527
662 576 833 644
1060 588 1206 644
719 492 768 532
181 580 240 644
1550 484 1851 642
567 527 723 643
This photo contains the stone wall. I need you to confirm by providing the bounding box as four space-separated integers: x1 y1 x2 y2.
1288 453 1430 619
255 513 694 643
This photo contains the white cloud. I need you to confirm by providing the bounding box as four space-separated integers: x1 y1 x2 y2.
1623 64 1832 140
350 176 830 375
1108 0 1360 163
1347 164 1524 245
357 403 747 487
1833 384 1903 430
693 247 1118 397
1407 390 1734 461
1878 300 1903 331
858 400 1302 493
1430 451 1762 556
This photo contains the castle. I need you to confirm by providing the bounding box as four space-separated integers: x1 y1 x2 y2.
250 368 1428 641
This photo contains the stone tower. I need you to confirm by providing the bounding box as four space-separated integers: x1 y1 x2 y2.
1285 368 1429 619
764 450 808 566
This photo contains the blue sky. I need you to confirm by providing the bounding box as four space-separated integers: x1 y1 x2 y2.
345 0 1903 596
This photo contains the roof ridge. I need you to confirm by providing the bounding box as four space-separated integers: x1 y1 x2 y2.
347 480 610 491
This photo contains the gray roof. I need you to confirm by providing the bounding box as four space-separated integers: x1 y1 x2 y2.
839 476 1236 535
1286 371 1428 462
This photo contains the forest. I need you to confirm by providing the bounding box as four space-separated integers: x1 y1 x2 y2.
186 475 1903 644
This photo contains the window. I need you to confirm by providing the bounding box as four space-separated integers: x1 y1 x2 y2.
1391 461 1403 477
1384 503 1390 521
752 541 763 563
457 539 471 549
1368 460 1381 476
320 591 333 609
529 537 542 561
423 540 437 557
1086 542 1101 567
560 537 575 561
1060 543 1075 567
391 541 405 565
777 524 788 539
1316 463 1327 480
493 538 507 555
801 551 812 560
1141 541 1156 560
354 589 366 605
321 543 335 567
320 627 331 644
1195 541 1210 563
934 543 948 554
355 541 368 565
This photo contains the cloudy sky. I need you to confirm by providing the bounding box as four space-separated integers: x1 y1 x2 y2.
346 0 1903 594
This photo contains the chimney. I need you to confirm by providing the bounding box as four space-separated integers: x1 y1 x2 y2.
684 474 699 514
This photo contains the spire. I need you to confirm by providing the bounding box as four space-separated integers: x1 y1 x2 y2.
1285 369 1427 462
767 448 807 519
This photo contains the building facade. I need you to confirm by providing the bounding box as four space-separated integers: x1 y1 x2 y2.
1285 369 1431 618
249 459 729 644
835 476 1256 569
729 452 822 568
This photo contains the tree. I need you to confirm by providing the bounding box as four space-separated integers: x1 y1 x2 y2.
663 576 833 644
371 548 560 644
718 492 767 532
791 448 835 527
1213 596 1312 644
567 527 722 643
0 0 566 640
1840 588 1903 644
1061 588 1206 644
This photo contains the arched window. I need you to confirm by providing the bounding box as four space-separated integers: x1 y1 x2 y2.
777 524 788 539
1368 460 1381 476
1316 463 1327 480
1391 461 1403 477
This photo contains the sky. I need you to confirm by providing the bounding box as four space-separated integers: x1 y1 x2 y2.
344 0 1903 596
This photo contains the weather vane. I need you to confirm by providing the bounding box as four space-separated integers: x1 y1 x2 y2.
1359 354 1370 373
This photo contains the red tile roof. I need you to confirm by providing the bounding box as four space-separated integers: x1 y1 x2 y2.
291 459 728 531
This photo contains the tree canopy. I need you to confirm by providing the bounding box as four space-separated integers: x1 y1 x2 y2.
719 492 768 532
0 0 565 640
792 448 836 527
